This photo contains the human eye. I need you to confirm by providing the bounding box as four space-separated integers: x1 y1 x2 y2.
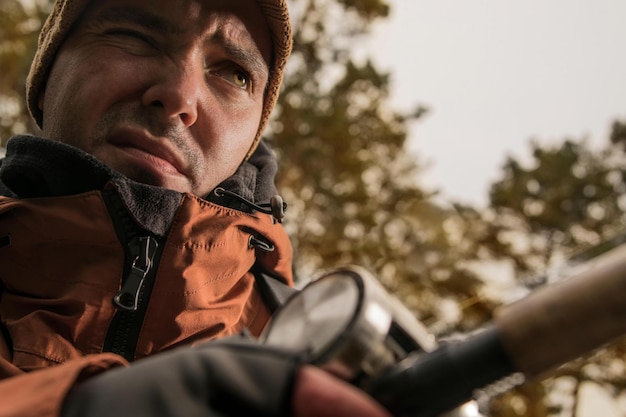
232 69 250 89
209 64 252 91
106 28 145 40
103 28 156 48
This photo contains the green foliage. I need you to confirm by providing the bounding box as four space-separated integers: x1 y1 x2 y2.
491 139 623 236
339 0 390 19
0 0 49 145
485 123 626 417
609 120 626 149
488 134 626 276
270 0 489 334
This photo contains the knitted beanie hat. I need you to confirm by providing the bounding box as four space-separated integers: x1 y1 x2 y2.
25 0 292 160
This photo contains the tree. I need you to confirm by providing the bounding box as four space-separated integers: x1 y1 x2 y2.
483 123 626 417
268 0 494 336
0 0 49 145
488 134 626 282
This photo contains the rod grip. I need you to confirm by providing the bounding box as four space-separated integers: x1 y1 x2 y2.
495 244 626 377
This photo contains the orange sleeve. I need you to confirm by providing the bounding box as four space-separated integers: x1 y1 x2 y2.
0 353 128 417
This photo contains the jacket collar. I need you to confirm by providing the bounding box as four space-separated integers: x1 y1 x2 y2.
0 135 283 235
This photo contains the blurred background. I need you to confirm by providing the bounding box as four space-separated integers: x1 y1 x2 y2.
2 0 626 415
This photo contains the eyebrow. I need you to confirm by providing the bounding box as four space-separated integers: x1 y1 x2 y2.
90 7 270 81
210 29 270 81
92 7 184 36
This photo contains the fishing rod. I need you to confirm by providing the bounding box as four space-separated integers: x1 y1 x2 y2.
262 239 626 416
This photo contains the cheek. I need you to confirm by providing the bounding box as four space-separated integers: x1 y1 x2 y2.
42 51 145 141
41 61 86 141
201 101 262 157
222 109 260 163
191 105 260 192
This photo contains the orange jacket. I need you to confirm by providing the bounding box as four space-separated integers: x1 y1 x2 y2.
0 135 294 416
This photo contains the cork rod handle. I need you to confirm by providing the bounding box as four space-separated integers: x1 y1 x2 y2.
495 244 626 377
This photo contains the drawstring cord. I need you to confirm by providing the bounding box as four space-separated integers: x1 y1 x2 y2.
213 187 287 223
213 187 288 253
248 235 275 252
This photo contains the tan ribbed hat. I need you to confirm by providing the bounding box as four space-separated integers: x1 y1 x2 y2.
26 0 292 160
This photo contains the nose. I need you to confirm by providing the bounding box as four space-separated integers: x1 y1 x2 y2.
141 59 203 127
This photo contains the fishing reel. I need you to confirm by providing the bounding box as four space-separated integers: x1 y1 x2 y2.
262 266 435 380
261 266 481 417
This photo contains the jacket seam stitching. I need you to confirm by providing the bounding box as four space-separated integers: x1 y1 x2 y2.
12 346 65 364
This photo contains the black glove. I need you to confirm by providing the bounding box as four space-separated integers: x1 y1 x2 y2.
61 336 300 417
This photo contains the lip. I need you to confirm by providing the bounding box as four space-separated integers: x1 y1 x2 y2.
107 128 187 176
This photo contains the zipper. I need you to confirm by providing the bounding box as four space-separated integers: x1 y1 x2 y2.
102 190 164 361
100 186 281 360
113 236 159 311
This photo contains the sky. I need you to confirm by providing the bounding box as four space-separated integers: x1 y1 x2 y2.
368 0 626 208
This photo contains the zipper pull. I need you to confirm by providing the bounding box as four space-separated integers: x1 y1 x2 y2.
113 236 159 311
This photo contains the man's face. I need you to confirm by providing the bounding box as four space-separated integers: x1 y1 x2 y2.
39 0 272 196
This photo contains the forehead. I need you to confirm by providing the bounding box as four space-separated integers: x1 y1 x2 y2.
79 0 272 59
